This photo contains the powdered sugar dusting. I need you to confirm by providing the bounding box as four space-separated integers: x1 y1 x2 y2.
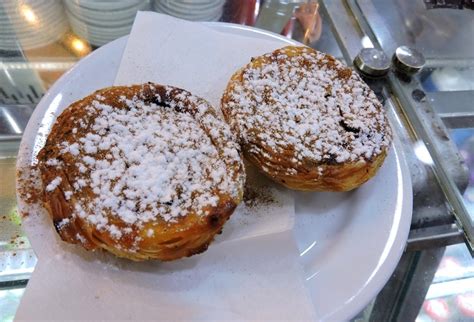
45 176 62 192
42 84 244 241
223 46 391 170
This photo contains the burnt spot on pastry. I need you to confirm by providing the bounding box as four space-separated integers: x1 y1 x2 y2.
324 153 338 165
339 120 360 134
338 106 360 134
53 218 65 233
207 214 220 228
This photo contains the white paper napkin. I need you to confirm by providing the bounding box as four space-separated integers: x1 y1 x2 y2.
216 163 295 244
114 12 290 107
16 232 315 321
114 12 297 243
16 12 316 320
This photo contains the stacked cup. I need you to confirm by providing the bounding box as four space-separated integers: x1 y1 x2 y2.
0 0 68 51
153 0 225 21
64 0 151 47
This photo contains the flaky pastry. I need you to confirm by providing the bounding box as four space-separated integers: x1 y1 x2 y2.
221 46 392 191
37 83 245 261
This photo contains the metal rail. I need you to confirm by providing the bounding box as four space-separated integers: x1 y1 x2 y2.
320 0 473 253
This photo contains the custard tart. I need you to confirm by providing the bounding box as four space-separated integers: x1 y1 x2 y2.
221 46 392 191
37 83 245 261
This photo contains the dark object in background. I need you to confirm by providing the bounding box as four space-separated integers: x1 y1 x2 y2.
223 0 258 26
424 0 474 9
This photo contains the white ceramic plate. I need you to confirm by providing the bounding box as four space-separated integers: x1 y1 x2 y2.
65 0 145 11
155 4 222 21
1 2 63 31
0 17 67 50
17 23 412 321
160 0 223 14
67 13 132 35
65 0 149 20
154 2 222 21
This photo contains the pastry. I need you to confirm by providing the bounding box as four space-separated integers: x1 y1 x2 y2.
221 46 392 191
37 83 245 261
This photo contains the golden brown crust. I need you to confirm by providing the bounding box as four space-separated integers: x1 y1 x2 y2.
244 148 386 191
221 46 392 191
37 83 245 261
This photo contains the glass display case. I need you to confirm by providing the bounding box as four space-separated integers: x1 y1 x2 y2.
0 0 473 321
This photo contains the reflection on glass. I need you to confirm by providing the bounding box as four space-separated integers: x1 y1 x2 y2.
3 110 22 134
361 35 374 48
19 4 38 25
0 288 26 322
70 37 90 56
414 141 434 166
72 39 85 52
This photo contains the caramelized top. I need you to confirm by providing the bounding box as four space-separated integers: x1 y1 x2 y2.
38 83 244 244
222 46 392 172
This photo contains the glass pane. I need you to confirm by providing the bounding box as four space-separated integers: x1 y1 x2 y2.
416 244 474 322
355 0 474 240
355 0 474 60
449 128 474 223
